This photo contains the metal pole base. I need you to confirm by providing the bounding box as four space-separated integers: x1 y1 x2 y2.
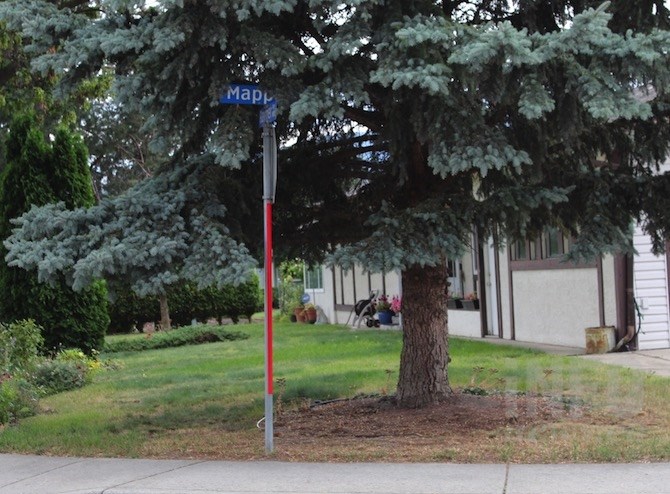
264 393 274 453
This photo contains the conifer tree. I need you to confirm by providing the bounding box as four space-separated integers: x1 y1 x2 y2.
2 1 669 406
0 113 108 353
4 153 257 331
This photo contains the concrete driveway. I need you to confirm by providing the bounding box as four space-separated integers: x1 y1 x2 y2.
477 335 670 378
580 348 670 377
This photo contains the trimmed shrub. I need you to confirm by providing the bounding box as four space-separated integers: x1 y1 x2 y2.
219 274 263 323
103 326 249 353
108 277 262 332
167 282 211 327
28 280 109 355
107 290 159 333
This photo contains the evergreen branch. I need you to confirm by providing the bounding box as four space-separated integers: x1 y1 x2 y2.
342 105 383 131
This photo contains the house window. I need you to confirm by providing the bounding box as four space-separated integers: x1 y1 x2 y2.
509 228 594 270
511 240 528 261
447 259 463 296
305 265 324 291
544 227 563 258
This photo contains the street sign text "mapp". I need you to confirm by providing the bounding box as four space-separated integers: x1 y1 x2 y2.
220 84 275 105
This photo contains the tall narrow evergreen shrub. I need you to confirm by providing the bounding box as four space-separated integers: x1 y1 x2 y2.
0 114 108 354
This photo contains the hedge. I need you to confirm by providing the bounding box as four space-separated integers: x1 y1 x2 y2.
108 275 262 333
103 325 249 353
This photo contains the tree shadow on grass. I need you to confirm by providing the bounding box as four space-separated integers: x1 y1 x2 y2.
116 371 386 435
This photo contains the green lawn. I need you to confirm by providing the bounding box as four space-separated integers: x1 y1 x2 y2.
0 323 402 457
0 322 668 462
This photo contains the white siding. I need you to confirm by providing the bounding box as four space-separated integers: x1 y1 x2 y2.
312 267 335 322
633 230 670 350
633 157 670 350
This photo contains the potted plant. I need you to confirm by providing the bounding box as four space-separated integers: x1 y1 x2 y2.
375 295 394 325
293 304 305 323
447 292 463 310
302 303 317 323
462 292 479 310
390 295 402 324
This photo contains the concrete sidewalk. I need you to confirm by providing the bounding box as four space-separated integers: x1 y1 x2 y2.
1 454 670 494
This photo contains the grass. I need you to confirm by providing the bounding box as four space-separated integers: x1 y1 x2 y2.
0 323 668 462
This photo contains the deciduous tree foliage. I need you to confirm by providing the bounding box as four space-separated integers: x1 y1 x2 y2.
0 0 112 170
0 114 108 353
82 98 161 200
2 0 669 406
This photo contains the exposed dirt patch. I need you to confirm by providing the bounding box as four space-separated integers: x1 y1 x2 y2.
138 391 667 463
267 391 599 462
279 392 569 436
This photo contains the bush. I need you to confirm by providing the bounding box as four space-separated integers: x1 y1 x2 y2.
277 260 304 316
103 326 249 353
168 276 262 325
0 321 104 423
220 274 263 322
168 283 211 326
108 277 262 332
55 348 102 384
0 116 109 355
33 281 109 355
31 359 87 396
0 319 44 374
0 375 39 424
107 289 159 333
0 320 43 425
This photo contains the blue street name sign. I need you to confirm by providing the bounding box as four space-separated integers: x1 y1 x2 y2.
220 84 275 106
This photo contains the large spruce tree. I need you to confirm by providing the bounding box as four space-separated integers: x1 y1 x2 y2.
2 1 670 406
0 114 108 353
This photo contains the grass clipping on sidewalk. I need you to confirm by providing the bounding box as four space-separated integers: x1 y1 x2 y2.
0 323 668 463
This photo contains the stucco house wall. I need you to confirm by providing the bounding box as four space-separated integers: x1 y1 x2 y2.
308 238 668 351
448 310 482 338
511 268 601 348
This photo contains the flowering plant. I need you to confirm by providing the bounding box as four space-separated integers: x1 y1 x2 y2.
390 295 402 313
376 294 401 313
465 292 478 301
375 294 391 312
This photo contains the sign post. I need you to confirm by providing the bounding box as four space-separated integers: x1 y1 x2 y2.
220 84 277 453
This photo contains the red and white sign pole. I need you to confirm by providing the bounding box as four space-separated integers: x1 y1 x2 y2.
220 85 277 453
262 120 277 453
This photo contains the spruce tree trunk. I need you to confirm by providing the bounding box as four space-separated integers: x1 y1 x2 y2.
396 263 451 408
158 293 171 331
